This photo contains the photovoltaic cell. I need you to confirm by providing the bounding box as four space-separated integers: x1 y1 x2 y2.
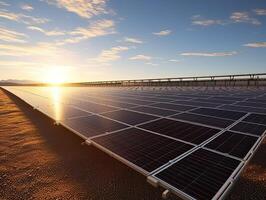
92 128 194 172
204 131 258 159
171 113 234 128
101 110 158 125
235 102 266 109
62 115 128 138
173 100 220 108
139 118 220 144
243 113 266 125
151 102 195 111
155 149 241 200
190 108 246 120
130 106 178 116
230 122 266 136
220 105 266 114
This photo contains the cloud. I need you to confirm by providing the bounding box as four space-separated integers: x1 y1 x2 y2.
169 59 180 63
124 37 143 44
0 9 49 25
57 19 115 45
28 26 65 36
0 27 27 43
244 42 266 48
44 0 107 19
191 15 224 26
230 12 261 25
254 9 266 16
21 4 34 11
129 54 152 60
153 29 171 36
88 46 129 66
0 43 57 57
180 51 237 57
0 1 9 7
145 62 158 66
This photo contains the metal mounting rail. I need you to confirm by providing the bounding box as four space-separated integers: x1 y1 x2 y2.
81 73 266 87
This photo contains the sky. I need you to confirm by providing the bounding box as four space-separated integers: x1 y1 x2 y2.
0 0 266 83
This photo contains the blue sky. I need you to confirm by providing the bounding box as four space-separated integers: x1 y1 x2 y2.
0 0 266 82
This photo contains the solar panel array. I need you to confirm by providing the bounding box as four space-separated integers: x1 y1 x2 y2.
3 86 266 200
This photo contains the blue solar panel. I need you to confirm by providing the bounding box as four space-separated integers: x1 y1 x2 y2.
2 85 266 200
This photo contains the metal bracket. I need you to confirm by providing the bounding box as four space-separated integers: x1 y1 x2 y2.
162 190 170 199
147 176 159 188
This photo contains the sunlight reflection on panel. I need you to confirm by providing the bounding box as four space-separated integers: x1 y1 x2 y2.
51 86 62 121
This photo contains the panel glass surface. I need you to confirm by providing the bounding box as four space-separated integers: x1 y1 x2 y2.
139 118 220 144
151 102 195 111
101 110 158 125
242 113 266 125
205 131 258 159
155 149 241 200
62 115 128 138
191 108 246 120
171 113 234 128
92 128 194 172
230 122 266 136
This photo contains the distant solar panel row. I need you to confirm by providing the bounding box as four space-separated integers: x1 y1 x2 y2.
2 86 266 200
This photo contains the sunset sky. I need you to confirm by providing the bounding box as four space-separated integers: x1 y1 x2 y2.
0 0 266 83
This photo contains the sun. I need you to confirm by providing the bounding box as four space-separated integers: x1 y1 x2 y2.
43 66 68 85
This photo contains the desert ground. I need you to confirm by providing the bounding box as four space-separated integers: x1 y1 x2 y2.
0 88 265 200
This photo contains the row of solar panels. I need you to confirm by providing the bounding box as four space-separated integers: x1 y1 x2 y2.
2 86 266 200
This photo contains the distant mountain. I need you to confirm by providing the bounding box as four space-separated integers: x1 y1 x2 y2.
0 79 37 85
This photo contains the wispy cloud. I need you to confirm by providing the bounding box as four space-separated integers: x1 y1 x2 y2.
44 0 107 19
230 12 261 25
169 59 181 63
192 11 261 27
153 29 171 36
129 54 152 60
244 42 266 48
0 9 49 25
0 1 9 7
0 43 57 57
145 62 158 66
28 26 65 36
124 37 143 44
56 19 115 45
180 51 237 57
0 27 27 43
88 46 129 66
253 9 266 16
21 4 34 11
191 15 224 26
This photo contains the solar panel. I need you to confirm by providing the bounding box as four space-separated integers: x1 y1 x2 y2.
130 105 179 116
151 102 195 111
2 85 266 200
154 149 242 200
62 115 128 138
204 131 259 159
139 118 220 144
172 100 221 108
171 113 234 128
220 105 266 114
190 108 246 120
242 113 266 125
101 110 158 125
92 128 194 173
230 122 266 136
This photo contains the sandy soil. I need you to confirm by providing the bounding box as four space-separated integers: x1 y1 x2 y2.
0 88 265 200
